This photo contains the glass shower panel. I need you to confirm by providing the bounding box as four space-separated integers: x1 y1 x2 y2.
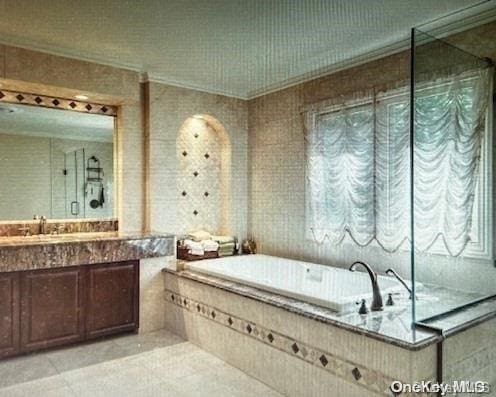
411 28 495 323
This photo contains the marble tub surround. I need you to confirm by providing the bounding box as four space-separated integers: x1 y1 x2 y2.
164 270 437 397
164 267 494 350
0 232 174 272
0 219 118 238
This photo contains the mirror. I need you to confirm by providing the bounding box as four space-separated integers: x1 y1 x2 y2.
0 102 115 221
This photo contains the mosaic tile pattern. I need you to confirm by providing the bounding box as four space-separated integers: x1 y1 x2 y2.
0 89 117 116
177 117 223 234
165 289 405 396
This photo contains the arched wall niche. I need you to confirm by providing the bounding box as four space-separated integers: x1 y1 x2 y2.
176 114 231 236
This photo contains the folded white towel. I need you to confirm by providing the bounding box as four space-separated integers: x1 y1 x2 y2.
184 239 205 256
211 235 235 244
188 230 212 242
201 239 219 252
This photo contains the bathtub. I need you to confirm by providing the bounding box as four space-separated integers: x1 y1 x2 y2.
184 254 416 314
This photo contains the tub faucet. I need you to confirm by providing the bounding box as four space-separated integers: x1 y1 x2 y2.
349 261 383 311
385 268 415 300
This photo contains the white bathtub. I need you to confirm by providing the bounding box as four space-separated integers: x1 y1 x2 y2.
184 254 417 314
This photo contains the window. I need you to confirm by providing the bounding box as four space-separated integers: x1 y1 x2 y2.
305 69 492 258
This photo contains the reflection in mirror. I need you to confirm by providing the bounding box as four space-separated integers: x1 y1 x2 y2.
0 103 115 221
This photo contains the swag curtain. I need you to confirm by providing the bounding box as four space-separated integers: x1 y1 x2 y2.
305 68 492 255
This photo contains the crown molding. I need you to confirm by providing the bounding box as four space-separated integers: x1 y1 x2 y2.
0 34 248 100
146 76 247 100
0 2 495 102
246 4 496 100
245 39 410 100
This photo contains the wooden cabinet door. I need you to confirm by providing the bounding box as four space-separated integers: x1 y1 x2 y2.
20 267 85 352
86 261 139 339
0 272 20 358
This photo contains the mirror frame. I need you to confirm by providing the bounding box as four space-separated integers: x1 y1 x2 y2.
0 88 118 226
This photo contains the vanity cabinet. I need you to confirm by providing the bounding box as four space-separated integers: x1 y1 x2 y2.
20 267 85 352
86 261 139 338
0 260 139 359
0 273 20 358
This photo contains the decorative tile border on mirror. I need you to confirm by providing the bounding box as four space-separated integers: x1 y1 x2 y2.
0 219 118 237
0 89 117 116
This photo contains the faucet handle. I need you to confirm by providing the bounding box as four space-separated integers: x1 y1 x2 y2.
386 293 395 306
356 299 369 315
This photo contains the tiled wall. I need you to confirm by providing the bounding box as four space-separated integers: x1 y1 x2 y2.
247 21 496 295
177 117 222 234
148 83 248 240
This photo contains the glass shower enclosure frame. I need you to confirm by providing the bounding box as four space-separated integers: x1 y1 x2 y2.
410 26 496 327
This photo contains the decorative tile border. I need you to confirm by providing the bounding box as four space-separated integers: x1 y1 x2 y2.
165 289 414 396
0 89 117 116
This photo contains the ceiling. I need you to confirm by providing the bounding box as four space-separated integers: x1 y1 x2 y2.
0 104 114 142
0 0 494 99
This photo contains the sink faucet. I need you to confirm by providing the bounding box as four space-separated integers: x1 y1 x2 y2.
33 215 47 235
349 261 383 311
386 268 415 300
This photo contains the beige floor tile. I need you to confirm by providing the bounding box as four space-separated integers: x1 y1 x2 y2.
0 331 282 397
0 354 59 388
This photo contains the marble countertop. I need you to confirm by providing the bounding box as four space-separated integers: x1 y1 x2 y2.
0 231 173 247
163 263 496 351
0 232 175 272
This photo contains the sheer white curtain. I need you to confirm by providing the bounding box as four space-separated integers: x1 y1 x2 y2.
305 99 375 246
305 67 492 256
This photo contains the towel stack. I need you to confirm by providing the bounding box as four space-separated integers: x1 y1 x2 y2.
182 239 219 256
212 235 236 257
183 230 236 257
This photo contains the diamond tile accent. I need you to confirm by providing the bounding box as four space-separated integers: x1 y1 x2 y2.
182 151 188 157
204 153 210 159
193 210 198 216
182 191 187 197
204 192 209 197
0 90 117 116
165 290 395 396
193 171 199 177
194 133 199 138
352 367 362 381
